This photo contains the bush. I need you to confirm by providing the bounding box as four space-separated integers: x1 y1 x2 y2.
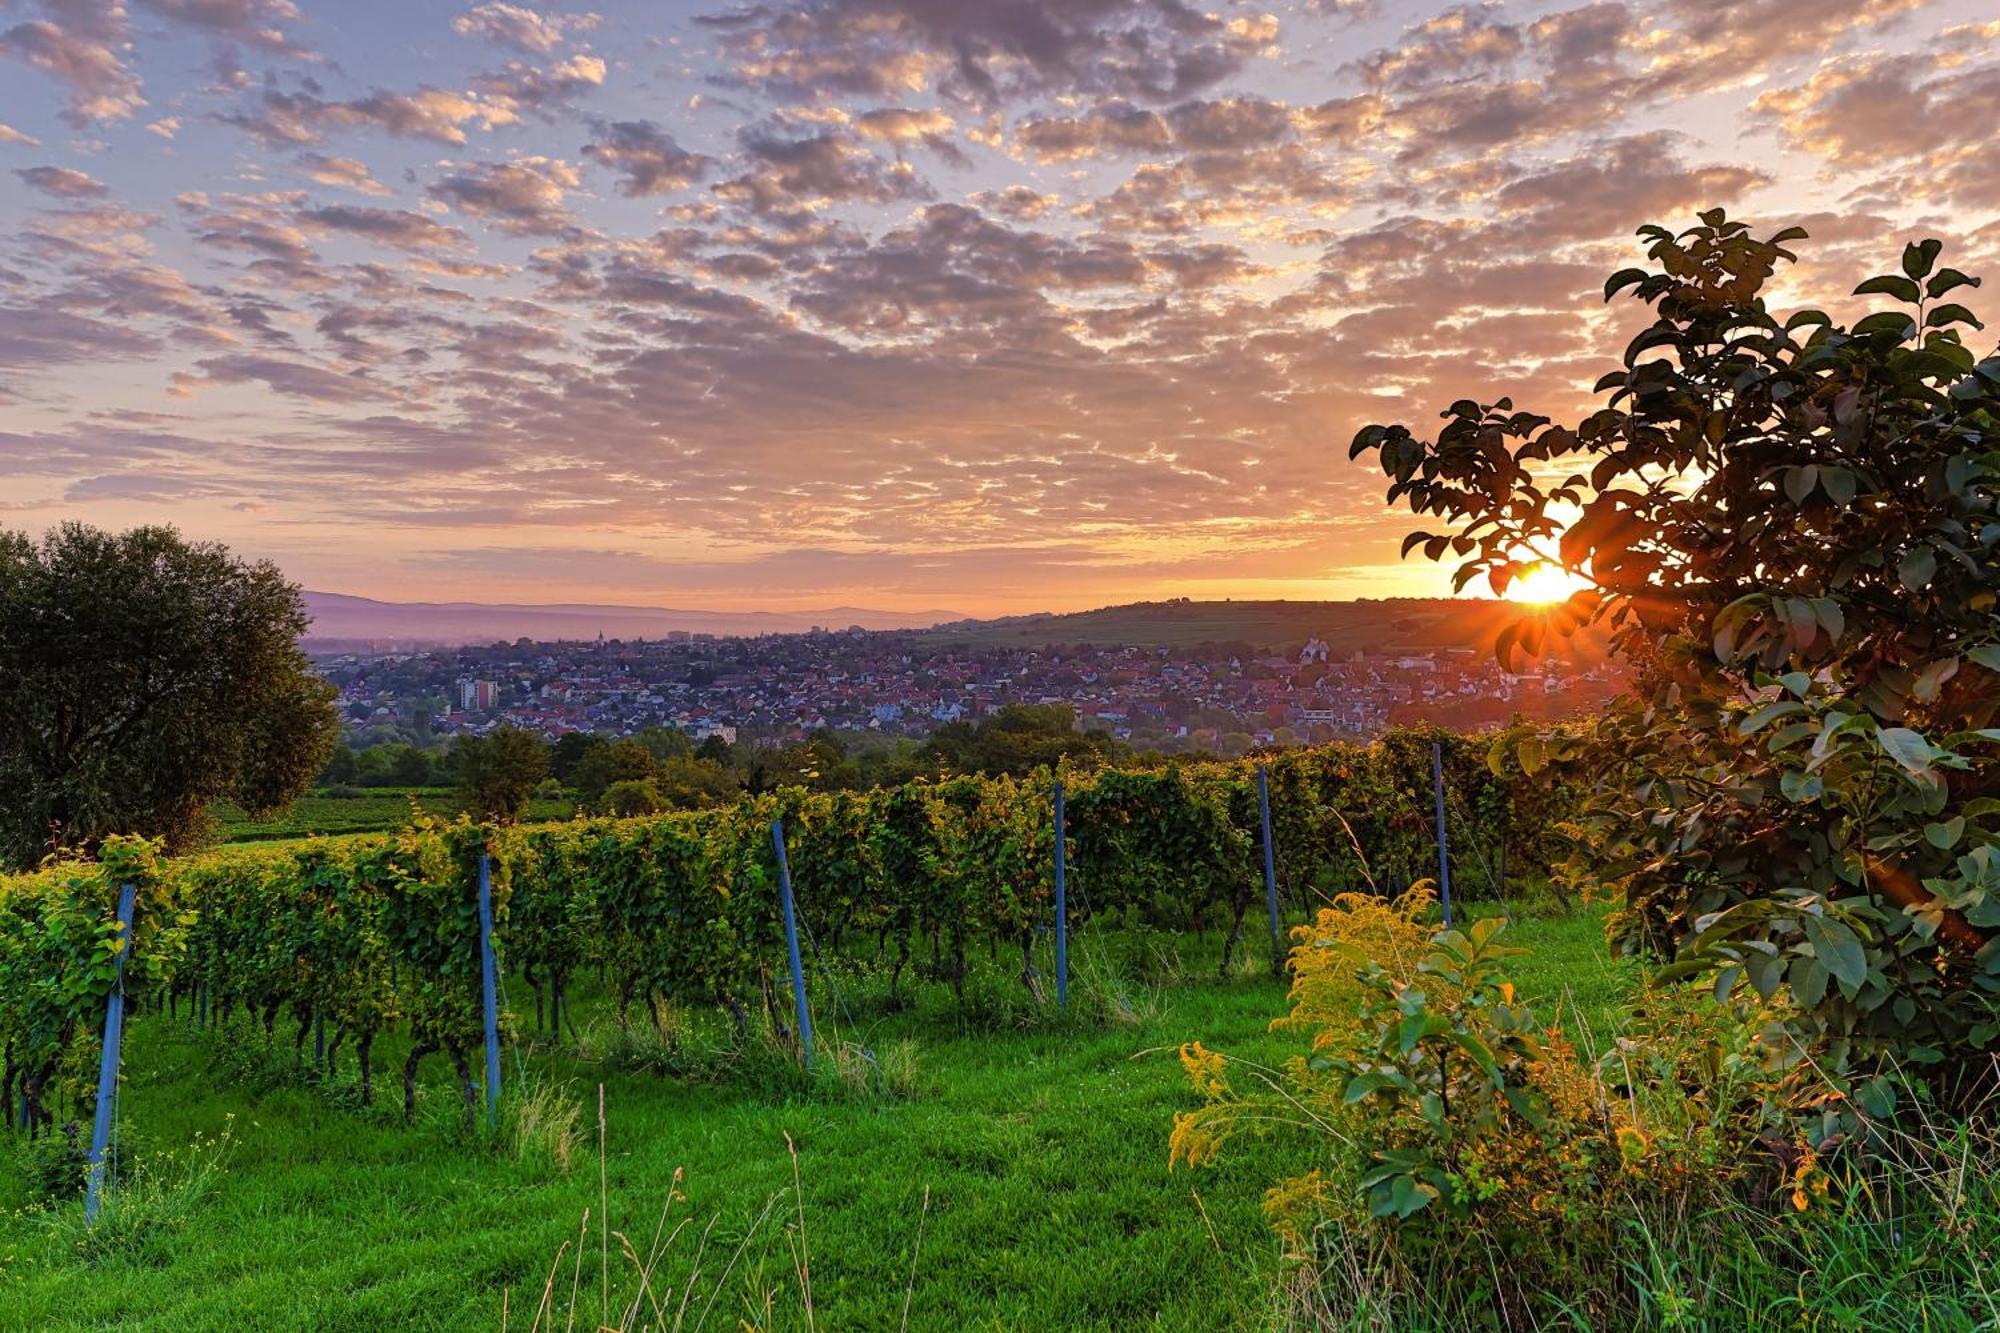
1352 213 2000 1104
1173 891 1775 1324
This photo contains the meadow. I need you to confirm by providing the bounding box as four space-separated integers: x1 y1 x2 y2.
210 788 579 844
0 912 1630 1331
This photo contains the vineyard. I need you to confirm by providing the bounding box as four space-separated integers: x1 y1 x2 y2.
0 726 1574 1138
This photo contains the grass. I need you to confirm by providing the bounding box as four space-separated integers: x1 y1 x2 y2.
0 909 1630 1331
210 787 578 843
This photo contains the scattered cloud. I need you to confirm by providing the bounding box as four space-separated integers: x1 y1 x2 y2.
0 0 1992 610
453 3 601 55
15 165 110 198
581 119 712 196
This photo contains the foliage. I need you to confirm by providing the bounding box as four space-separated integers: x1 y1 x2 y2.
0 835 183 1132
1176 897 1779 1324
451 725 550 822
918 703 1127 777
1351 213 2000 1095
0 523 339 867
0 728 1571 1129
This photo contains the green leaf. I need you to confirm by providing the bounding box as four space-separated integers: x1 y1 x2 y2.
1903 239 1943 280
1970 644 2000 673
1780 769 1823 802
1791 956 1830 1008
1784 465 1818 505
1877 726 1939 776
1742 699 1804 734
1927 268 1980 300
1803 913 1867 990
1343 1071 1402 1103
1900 546 1937 591
1375 1172 1435 1220
1926 817 1966 850
1854 274 1921 303
1603 268 1649 301
1926 303 1985 331
1854 311 1917 339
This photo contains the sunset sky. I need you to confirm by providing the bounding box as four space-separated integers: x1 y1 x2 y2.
2 0 1996 614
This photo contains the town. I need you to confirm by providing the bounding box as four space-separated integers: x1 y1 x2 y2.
315 625 1626 757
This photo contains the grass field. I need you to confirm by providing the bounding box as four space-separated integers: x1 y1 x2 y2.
210 788 579 843
0 911 1630 1331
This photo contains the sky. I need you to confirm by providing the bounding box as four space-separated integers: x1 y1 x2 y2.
1 0 1996 615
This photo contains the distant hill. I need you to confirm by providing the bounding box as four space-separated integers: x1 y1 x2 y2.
916 597 1611 660
301 591 965 649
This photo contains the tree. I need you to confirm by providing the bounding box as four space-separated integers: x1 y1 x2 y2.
651 756 741 808
452 726 550 822
0 523 338 866
600 777 663 817
634 726 694 763
322 744 359 786
549 732 596 783
571 738 655 806
918 703 1126 777
1352 212 2000 1094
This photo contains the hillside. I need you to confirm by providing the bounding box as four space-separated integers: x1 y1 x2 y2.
301 590 965 648
918 597 1609 660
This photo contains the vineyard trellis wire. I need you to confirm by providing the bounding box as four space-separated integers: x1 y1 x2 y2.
0 724 1586 1149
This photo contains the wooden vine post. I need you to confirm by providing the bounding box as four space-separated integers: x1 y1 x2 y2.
1053 779 1069 1009
1432 741 1455 928
477 852 501 1131
1257 766 1283 976
770 819 814 1071
85 882 138 1225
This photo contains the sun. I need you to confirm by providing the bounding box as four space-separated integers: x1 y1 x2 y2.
1506 561 1589 605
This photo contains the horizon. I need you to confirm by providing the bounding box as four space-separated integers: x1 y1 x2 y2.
4 1 1996 614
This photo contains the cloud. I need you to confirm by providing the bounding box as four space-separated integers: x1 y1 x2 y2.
292 151 392 195
1753 35 2000 205
714 128 929 215
469 53 606 118
703 0 1277 106
135 0 309 55
0 2 145 126
15 165 110 198
216 83 517 147
2 0 1995 611
453 3 601 54
1017 104 1170 161
0 123 41 145
170 352 386 401
296 203 469 250
581 119 712 196
427 156 582 235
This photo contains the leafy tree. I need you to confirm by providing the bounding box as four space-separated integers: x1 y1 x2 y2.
571 737 655 806
919 703 1126 777
634 726 694 763
651 756 741 808
600 777 663 817
452 726 549 821
1352 213 2000 1094
322 744 359 786
549 732 596 782
0 523 338 866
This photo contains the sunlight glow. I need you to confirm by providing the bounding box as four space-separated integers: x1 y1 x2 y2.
1506 561 1590 605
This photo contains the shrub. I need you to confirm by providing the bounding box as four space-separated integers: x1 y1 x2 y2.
1352 212 2000 1103
1173 894 1774 1324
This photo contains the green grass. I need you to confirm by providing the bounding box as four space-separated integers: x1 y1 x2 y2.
0 911 1631 1331
210 788 578 843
